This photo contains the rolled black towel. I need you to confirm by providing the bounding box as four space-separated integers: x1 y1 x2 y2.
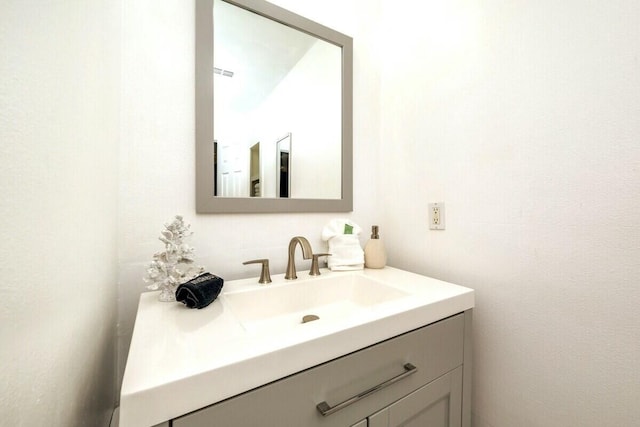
175 272 224 309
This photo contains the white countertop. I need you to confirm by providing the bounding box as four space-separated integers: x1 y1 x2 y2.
119 267 474 427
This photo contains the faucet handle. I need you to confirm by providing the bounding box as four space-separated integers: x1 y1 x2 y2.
242 259 272 284
309 253 331 276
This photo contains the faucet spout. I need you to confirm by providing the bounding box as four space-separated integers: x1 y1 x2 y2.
285 236 313 280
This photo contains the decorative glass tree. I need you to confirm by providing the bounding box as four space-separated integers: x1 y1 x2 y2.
144 215 204 302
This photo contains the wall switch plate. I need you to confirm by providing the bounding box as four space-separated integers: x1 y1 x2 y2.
429 203 445 230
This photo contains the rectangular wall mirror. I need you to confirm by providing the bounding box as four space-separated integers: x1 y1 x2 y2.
196 0 353 213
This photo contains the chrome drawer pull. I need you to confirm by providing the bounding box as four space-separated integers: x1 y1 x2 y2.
316 363 418 416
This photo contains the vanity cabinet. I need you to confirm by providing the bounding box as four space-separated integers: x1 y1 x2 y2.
367 366 462 426
172 311 471 427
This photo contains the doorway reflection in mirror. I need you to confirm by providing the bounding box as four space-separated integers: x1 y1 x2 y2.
277 133 291 198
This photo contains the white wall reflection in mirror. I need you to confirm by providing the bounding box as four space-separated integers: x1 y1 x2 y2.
213 0 342 199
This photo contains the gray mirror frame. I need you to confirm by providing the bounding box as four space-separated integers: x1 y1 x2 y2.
195 0 353 213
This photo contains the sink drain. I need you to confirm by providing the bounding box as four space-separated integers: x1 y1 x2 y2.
302 314 319 324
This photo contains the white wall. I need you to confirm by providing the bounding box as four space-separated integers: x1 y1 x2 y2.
117 0 382 395
0 1 120 426
379 0 640 426
9 1 633 425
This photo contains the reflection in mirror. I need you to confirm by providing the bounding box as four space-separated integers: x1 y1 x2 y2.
214 0 341 199
276 133 291 198
249 142 260 197
196 0 353 212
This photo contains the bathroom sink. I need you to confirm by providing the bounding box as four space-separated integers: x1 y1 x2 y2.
222 274 409 332
120 267 475 427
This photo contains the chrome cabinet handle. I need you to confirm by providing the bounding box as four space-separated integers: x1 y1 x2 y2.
316 363 418 416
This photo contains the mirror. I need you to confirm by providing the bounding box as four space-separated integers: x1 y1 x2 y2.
196 0 353 213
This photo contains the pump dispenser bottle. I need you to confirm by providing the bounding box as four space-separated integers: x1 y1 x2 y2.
364 225 387 269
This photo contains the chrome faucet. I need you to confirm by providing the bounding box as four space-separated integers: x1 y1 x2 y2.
285 236 313 280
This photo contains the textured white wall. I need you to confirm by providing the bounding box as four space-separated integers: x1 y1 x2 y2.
0 1 120 426
117 0 382 395
379 0 640 426
4 1 638 425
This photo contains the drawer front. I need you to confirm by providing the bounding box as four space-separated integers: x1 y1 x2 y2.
369 366 463 427
174 313 465 427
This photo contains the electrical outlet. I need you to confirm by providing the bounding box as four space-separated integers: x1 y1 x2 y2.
429 203 445 230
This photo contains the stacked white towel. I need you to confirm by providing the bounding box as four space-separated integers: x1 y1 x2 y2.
321 219 364 271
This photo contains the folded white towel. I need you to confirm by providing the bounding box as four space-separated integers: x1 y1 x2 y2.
322 219 364 271
327 234 364 270
321 218 362 241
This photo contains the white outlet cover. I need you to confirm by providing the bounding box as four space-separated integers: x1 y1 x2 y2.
429 202 445 230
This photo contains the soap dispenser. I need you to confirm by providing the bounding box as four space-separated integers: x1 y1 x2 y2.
364 225 387 269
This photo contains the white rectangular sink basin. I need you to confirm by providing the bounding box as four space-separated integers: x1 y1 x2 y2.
222 274 410 332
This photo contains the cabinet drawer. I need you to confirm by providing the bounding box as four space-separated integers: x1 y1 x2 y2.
174 313 465 427
369 366 463 427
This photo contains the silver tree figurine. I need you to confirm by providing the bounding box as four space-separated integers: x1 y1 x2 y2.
144 215 204 302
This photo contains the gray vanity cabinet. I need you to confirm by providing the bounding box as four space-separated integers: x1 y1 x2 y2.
368 366 463 427
173 312 471 427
